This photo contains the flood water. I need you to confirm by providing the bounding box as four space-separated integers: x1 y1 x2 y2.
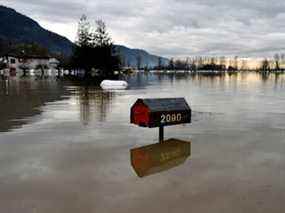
0 72 285 213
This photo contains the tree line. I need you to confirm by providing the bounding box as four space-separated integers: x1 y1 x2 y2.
152 54 285 72
152 56 242 71
260 53 285 72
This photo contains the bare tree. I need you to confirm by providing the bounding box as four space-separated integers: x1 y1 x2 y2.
281 53 285 69
189 57 196 71
260 58 270 71
219 56 226 66
169 58 175 70
197 56 203 69
240 60 248 71
229 57 234 68
185 57 193 71
274 53 280 71
234 56 239 70
210 57 217 65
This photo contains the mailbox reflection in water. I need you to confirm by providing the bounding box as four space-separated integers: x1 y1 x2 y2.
130 98 192 177
130 139 191 177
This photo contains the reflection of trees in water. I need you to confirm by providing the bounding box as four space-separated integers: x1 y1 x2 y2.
155 73 164 82
78 87 115 125
79 87 91 126
174 73 191 81
0 80 68 132
136 72 142 86
273 73 285 89
167 73 175 84
227 73 238 91
153 72 191 84
240 72 248 82
1 80 9 95
195 73 226 88
259 72 284 85
261 72 270 82
128 72 235 88
125 72 149 88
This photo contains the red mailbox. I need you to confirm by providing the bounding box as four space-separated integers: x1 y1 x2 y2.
130 97 192 177
130 98 191 128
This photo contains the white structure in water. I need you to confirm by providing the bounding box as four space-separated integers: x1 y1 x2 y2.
0 53 59 78
100 80 128 90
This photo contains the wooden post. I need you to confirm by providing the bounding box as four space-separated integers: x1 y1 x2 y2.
159 126 164 143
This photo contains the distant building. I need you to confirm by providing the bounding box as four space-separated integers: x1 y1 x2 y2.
0 53 59 78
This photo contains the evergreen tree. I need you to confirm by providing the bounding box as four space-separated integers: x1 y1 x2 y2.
72 15 121 79
92 20 112 47
76 15 92 47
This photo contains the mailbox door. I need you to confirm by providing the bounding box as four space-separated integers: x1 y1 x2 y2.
131 103 150 127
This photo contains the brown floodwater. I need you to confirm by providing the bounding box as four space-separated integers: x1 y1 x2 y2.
0 72 285 213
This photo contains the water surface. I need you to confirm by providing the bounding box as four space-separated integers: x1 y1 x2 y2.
0 72 284 213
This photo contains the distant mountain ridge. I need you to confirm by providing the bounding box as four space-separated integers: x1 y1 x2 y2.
0 5 169 68
0 5 74 56
115 45 169 68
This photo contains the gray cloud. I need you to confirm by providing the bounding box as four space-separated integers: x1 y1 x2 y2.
2 0 285 58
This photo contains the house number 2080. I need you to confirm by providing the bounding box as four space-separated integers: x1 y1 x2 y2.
161 113 182 123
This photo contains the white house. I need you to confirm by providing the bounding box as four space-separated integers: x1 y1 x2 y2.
0 53 60 78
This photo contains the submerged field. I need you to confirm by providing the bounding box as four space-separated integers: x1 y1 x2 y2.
0 72 284 213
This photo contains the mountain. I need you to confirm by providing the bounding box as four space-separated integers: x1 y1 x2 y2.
0 5 169 67
115 45 169 68
0 5 74 56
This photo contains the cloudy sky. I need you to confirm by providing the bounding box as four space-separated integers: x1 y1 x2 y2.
2 0 285 58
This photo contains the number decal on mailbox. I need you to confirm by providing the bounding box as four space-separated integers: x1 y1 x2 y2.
161 113 182 124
